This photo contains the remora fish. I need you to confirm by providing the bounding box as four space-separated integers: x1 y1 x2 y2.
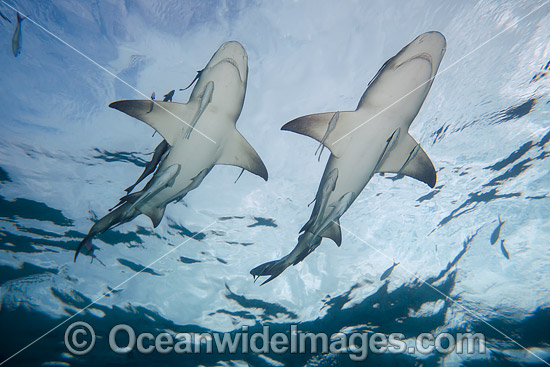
162 90 175 102
301 167 339 233
251 31 446 284
500 239 509 260
490 216 504 245
315 111 339 161
75 41 268 260
12 12 25 57
123 139 169 194
184 80 214 139
180 69 204 91
0 10 11 23
380 261 399 281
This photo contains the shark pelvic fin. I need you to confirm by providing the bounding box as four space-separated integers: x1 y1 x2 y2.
142 206 166 228
217 130 268 181
319 219 342 247
376 132 436 188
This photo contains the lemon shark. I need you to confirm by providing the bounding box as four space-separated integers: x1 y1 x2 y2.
75 41 268 260
251 31 446 284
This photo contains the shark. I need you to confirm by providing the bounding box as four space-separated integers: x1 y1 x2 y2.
75 41 268 260
251 31 446 284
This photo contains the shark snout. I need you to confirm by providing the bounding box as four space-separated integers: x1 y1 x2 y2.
417 31 446 54
208 41 248 83
218 41 248 64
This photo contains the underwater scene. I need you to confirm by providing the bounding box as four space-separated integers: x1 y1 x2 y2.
0 0 549 366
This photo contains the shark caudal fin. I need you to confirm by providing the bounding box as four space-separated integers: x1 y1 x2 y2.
375 132 436 188
74 235 95 261
217 129 268 181
109 100 198 146
250 258 291 285
75 202 138 262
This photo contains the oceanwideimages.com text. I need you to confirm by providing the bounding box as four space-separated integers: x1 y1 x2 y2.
65 322 486 361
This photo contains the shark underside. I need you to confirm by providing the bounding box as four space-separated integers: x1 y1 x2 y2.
251 31 447 284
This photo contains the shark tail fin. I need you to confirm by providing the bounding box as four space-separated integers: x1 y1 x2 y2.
217 129 268 181
250 258 291 285
74 235 94 262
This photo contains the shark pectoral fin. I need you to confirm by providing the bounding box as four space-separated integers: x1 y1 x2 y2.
319 219 342 247
281 112 352 157
217 130 268 181
142 206 166 228
400 146 436 188
376 133 436 188
109 100 197 146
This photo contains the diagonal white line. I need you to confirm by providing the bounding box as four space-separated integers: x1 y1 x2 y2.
0 220 217 366
339 223 550 366
332 2 548 146
0 1 217 144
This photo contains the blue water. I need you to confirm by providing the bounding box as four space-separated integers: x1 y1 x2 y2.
1 1 550 366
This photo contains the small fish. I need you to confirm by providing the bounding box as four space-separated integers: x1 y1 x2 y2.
107 286 122 294
315 111 339 161
150 92 155 100
12 12 25 57
500 239 509 260
302 168 339 232
182 168 210 193
180 69 204 91
380 261 399 281
184 81 214 139
490 216 505 245
399 143 420 172
124 139 169 194
312 191 353 239
162 89 175 102
0 10 11 23
172 168 212 204
129 164 181 211
373 127 401 172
